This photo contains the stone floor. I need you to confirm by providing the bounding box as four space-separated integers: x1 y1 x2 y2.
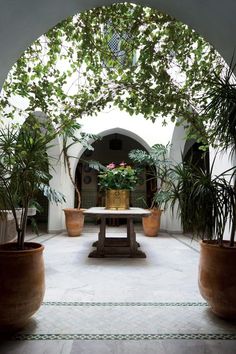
1 223 236 353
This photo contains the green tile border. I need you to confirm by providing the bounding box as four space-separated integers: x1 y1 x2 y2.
12 333 236 341
42 301 208 307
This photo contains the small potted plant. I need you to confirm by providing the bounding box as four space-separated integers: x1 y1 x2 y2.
91 161 139 210
0 117 65 330
129 144 172 236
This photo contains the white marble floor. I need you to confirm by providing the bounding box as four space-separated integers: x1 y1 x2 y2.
1 223 236 353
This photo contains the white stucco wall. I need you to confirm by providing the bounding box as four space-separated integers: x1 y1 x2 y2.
46 105 187 233
80 108 176 148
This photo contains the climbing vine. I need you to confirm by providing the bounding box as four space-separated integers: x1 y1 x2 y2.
0 3 223 145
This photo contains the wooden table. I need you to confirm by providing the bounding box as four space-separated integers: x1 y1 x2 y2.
84 207 150 258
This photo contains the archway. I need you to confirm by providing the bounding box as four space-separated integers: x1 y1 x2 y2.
0 3 220 235
0 0 235 91
1 3 236 344
76 131 149 211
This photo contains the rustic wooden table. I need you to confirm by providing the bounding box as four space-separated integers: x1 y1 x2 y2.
84 207 150 258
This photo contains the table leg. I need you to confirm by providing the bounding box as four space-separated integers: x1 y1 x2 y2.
97 217 106 256
127 218 146 258
127 221 140 248
127 221 130 242
128 218 137 254
89 217 106 257
89 216 146 258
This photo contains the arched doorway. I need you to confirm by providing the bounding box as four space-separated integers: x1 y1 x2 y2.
1 3 221 232
76 132 149 210
183 139 210 173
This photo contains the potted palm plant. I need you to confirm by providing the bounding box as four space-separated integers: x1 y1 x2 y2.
185 60 236 320
0 117 65 330
129 144 172 236
164 58 236 320
169 157 236 319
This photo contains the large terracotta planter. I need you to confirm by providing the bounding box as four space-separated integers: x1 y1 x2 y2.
198 240 236 320
105 189 130 210
142 208 162 237
63 208 85 236
0 242 45 330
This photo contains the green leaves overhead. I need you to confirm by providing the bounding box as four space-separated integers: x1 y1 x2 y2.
0 3 222 145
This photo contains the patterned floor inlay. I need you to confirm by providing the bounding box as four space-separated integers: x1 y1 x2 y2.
14 302 236 338
42 302 208 307
12 333 236 341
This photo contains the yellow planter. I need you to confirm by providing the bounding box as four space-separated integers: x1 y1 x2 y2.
105 190 130 210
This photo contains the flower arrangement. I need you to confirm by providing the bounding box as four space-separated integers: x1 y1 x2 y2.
98 162 138 190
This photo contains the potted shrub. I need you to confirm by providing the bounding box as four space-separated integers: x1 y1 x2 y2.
61 120 97 236
129 144 172 236
90 161 139 209
169 155 236 319
0 118 65 330
181 60 236 320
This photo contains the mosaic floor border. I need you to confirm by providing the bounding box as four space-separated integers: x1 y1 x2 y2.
12 333 236 341
42 302 208 307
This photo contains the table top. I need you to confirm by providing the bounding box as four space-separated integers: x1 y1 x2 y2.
84 207 151 218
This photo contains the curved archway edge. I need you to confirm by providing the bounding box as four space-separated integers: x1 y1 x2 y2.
0 0 235 89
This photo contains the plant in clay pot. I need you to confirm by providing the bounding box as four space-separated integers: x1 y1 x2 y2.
169 156 236 319
0 116 65 330
129 144 172 236
167 61 236 320
61 120 98 235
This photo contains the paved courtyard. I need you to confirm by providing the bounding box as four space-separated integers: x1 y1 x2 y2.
1 223 236 353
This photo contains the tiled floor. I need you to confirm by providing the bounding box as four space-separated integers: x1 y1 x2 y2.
1 223 236 353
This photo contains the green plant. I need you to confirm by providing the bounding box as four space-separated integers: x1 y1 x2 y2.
0 3 221 137
95 162 139 191
60 119 98 209
177 58 236 248
169 158 236 247
0 116 65 250
129 144 172 209
201 60 236 152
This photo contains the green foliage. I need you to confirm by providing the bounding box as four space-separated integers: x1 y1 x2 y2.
98 162 139 191
169 159 236 246
59 119 99 209
0 117 65 249
0 3 221 146
129 143 173 208
200 60 236 152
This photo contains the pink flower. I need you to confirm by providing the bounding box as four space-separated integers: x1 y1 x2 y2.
107 162 116 169
119 161 127 167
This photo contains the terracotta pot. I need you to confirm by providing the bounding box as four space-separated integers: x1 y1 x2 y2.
142 208 162 237
198 240 236 320
63 208 85 236
105 190 130 210
0 242 45 330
